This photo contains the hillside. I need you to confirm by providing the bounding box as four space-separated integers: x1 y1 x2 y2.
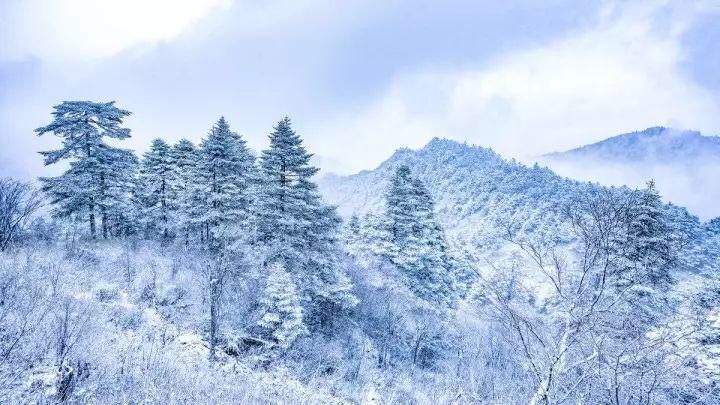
321 139 583 246
3 133 719 403
319 137 718 271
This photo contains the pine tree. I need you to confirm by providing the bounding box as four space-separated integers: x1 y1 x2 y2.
136 139 175 239
344 214 362 255
360 212 393 258
190 117 256 250
384 166 419 256
97 146 138 238
35 101 135 239
621 180 675 287
256 117 356 325
170 139 200 245
607 181 676 341
257 262 308 348
383 165 457 308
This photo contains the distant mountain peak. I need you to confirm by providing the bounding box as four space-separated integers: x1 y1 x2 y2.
424 136 464 148
375 137 502 173
545 127 720 163
538 126 720 219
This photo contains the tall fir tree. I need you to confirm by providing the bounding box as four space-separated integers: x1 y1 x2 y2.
620 180 675 287
256 117 356 326
383 165 458 308
97 145 138 238
170 139 200 245
35 101 135 239
191 117 256 250
136 138 175 239
344 214 362 256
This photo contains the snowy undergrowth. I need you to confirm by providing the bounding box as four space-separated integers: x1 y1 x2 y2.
0 240 547 404
0 242 531 404
0 243 345 404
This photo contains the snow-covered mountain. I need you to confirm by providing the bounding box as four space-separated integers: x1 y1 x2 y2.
321 138 579 246
319 137 718 269
544 127 720 162
539 127 720 219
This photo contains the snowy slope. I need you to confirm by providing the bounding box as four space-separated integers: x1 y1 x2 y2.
320 138 586 248
319 137 719 272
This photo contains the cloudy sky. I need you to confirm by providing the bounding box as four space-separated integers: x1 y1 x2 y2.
1 0 719 178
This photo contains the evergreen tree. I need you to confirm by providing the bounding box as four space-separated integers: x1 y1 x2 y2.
620 180 675 287
257 262 308 348
384 166 419 257
137 138 175 239
383 165 457 308
35 101 135 239
256 117 356 325
171 139 200 244
190 117 256 250
603 180 676 350
344 214 362 256
360 212 393 258
98 146 138 238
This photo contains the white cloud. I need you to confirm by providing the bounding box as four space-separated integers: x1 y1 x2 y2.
312 0 720 174
0 0 230 61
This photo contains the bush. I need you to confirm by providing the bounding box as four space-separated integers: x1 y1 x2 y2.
94 283 120 303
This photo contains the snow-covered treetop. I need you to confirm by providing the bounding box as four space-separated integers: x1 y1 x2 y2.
35 101 132 165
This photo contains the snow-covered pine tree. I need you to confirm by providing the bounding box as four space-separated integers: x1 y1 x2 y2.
344 214 362 256
170 139 200 245
604 180 678 340
35 101 135 239
621 180 675 287
412 177 459 305
191 117 255 250
257 262 308 348
256 117 356 326
136 139 175 239
383 165 457 308
384 166 420 259
360 212 393 259
97 145 138 238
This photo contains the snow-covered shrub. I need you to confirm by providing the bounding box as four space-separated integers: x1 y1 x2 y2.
93 282 120 303
157 284 188 307
115 306 143 330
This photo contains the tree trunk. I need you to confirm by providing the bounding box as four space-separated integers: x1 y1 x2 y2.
208 264 221 362
102 212 108 239
89 208 96 239
530 315 572 405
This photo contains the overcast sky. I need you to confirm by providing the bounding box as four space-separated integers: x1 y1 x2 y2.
1 0 719 178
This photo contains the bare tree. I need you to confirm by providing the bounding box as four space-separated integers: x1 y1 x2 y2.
0 178 44 251
481 187 700 404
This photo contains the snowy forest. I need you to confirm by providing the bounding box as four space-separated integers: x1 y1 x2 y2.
0 100 719 404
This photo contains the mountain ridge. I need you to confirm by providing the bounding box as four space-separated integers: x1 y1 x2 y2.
543 126 720 163
319 135 718 274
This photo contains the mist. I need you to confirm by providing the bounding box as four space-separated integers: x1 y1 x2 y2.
539 157 720 221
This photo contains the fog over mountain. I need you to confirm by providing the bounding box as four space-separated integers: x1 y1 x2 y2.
538 127 720 220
